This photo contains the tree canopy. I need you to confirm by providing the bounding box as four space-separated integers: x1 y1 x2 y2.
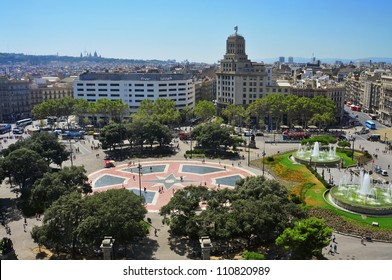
191 122 235 151
31 189 147 257
275 217 333 259
29 166 91 213
161 176 306 246
246 95 337 129
2 132 69 166
194 100 216 121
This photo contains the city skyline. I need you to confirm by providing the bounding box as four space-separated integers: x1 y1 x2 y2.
1 0 391 64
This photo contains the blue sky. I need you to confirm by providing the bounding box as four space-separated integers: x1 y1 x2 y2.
0 0 391 63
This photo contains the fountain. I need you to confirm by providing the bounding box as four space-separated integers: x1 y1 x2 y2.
328 171 392 215
311 142 320 158
293 141 341 166
358 172 371 196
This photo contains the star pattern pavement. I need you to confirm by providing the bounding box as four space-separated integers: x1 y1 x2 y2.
144 173 195 190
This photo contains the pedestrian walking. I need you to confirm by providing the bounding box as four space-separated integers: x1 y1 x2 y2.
332 235 336 243
154 229 158 237
361 235 365 245
334 244 337 253
329 244 333 254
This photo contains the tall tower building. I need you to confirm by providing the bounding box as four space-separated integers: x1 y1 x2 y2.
216 27 268 109
288 56 294 64
279 56 285 63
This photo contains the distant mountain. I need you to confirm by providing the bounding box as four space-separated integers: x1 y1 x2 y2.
256 57 392 64
0 52 177 65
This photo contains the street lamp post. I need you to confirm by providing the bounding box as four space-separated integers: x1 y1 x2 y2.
189 125 192 159
247 132 251 166
138 163 142 196
351 137 356 160
69 138 74 167
262 136 266 176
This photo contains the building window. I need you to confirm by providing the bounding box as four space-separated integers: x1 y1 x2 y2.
110 83 120 86
99 94 108 97
135 94 144 97
159 89 167 92
147 89 154 92
98 83 107 86
77 83 83 86
147 94 154 98
110 89 119 92
147 84 154 87
98 89 107 91
159 94 167 97
135 89 144 92
87 88 95 91
77 88 83 91
135 84 144 87
86 83 95 86
159 83 167 86
111 94 120 97
169 93 176 97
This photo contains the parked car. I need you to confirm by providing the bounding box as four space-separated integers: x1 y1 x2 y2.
381 170 389 176
12 128 23 134
255 130 264 136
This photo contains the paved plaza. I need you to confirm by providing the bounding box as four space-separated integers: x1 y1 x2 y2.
89 160 256 212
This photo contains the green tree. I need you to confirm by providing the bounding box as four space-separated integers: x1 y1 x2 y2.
78 189 147 249
160 186 209 236
99 122 126 150
275 217 333 259
191 122 235 151
31 192 84 256
4 148 48 189
152 98 181 126
142 120 172 149
161 177 305 247
30 166 91 212
194 100 216 121
222 104 246 127
2 132 69 166
32 189 147 257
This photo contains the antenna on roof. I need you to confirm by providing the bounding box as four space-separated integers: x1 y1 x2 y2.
234 26 238 34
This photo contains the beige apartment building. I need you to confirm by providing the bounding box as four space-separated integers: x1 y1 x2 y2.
0 77 31 123
379 75 392 126
215 28 271 110
30 85 74 109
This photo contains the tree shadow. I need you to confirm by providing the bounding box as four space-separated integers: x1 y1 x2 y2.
0 197 22 223
125 237 159 260
168 235 200 259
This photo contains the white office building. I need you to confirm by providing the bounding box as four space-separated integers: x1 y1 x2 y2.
74 72 195 113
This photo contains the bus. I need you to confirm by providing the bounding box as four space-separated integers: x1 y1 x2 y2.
369 114 377 120
365 120 376 129
16 118 32 127
350 105 361 112
0 124 11 134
